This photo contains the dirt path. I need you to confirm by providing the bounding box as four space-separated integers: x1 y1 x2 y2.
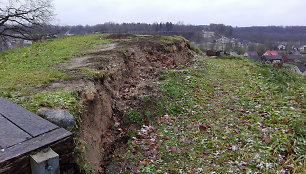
66 43 118 70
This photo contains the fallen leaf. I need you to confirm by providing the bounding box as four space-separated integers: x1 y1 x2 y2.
199 125 207 131
106 130 112 136
98 167 104 174
143 119 151 125
294 99 301 103
129 124 135 130
262 136 272 144
157 118 164 124
139 160 148 166
233 129 240 134
150 144 158 149
171 146 178 152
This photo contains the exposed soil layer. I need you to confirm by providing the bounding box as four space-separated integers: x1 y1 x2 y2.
69 34 195 173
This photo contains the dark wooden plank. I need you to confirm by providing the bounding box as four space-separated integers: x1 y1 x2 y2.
0 136 76 174
0 128 72 163
0 115 31 149
0 97 58 137
0 155 30 174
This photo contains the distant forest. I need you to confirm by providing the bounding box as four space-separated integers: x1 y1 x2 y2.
44 23 306 45
45 22 204 42
3 22 306 49
234 26 306 44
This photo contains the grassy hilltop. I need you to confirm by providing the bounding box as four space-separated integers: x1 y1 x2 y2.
0 34 113 116
0 34 305 173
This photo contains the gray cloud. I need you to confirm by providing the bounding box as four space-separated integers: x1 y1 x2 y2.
53 0 306 26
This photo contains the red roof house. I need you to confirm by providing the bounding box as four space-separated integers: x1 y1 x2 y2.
264 50 279 56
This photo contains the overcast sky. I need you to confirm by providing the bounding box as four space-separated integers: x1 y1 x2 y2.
52 0 305 27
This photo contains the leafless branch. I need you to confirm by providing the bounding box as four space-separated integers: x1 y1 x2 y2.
0 0 54 40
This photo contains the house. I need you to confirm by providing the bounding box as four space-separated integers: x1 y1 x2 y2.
283 55 304 63
23 40 33 46
244 51 258 57
229 51 239 56
202 31 215 38
263 50 279 56
277 44 286 50
238 40 250 46
207 50 218 56
243 51 261 61
290 51 302 55
292 45 299 51
298 45 306 52
289 65 306 76
292 45 306 52
216 36 231 44
297 65 306 75
65 31 74 36
262 55 283 63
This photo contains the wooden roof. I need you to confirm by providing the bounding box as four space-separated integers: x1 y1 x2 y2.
0 97 72 163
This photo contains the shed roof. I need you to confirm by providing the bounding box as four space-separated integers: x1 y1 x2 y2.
287 55 304 59
247 51 259 56
297 65 306 73
291 51 302 55
263 55 283 60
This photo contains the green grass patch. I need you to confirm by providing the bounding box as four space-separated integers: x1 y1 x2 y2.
0 34 111 96
116 57 306 173
0 34 113 114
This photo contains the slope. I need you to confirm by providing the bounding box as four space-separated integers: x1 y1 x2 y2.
109 57 305 173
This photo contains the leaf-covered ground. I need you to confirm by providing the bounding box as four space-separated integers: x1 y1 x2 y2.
109 57 305 173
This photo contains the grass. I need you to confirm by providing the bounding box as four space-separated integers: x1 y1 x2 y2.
1 34 304 173
0 34 194 173
113 56 305 173
0 34 112 112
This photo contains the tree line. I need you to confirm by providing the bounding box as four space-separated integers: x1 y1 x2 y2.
1 0 306 49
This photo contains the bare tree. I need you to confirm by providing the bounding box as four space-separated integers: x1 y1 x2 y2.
0 0 54 40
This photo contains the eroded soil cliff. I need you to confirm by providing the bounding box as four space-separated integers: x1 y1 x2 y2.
70 34 196 172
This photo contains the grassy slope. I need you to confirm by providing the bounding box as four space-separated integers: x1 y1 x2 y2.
1 35 305 173
0 34 191 114
0 34 114 119
0 34 193 131
115 57 305 173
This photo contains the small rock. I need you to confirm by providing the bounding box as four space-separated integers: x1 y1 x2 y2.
37 108 74 129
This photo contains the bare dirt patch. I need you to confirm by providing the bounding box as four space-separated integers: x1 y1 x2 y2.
65 43 118 70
